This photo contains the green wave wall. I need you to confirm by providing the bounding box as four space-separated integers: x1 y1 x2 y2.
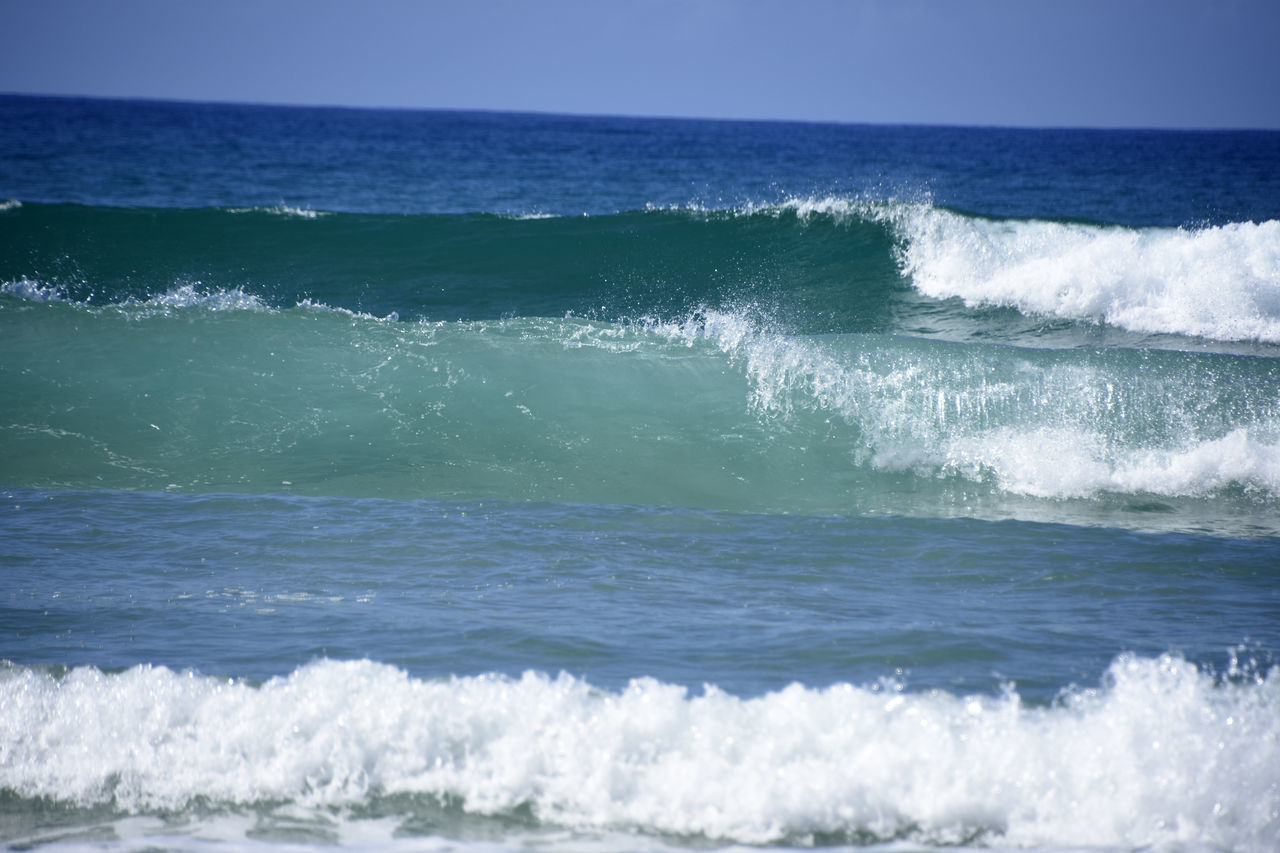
0 202 904 332
2 297 1277 533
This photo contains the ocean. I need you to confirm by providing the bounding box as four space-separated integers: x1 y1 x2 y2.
1 95 1278 852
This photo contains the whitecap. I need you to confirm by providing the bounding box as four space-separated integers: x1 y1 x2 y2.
894 207 1280 344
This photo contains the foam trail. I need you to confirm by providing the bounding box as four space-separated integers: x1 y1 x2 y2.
2 656 1277 850
894 206 1280 343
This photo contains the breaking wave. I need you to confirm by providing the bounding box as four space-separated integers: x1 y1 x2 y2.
2 654 1276 851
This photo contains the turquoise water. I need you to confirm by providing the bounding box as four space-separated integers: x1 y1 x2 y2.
2 96 1279 852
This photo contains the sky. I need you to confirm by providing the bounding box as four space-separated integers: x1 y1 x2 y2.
2 0 1278 129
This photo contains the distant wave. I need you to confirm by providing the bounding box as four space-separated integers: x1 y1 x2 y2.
226 204 328 219
2 654 1276 851
0 200 904 329
5 198 1278 345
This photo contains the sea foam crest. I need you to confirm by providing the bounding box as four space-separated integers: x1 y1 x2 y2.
1 280 271 312
134 284 267 311
943 425 1280 500
648 308 1280 501
1 278 69 303
656 194 891 223
894 207 1280 343
764 195 888 222
1 655 1276 851
227 204 326 219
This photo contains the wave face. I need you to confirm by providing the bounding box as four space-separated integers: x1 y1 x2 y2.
0 201 903 332
3 655 1278 851
5 199 1280 344
3 202 1279 533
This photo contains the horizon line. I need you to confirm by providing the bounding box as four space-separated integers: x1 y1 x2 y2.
4 90 1278 135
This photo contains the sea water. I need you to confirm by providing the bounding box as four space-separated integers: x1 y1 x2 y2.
1 96 1279 852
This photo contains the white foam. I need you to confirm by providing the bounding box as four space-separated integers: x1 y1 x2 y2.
653 195 895 225
228 205 326 219
644 307 1280 502
2 655 1276 851
2 280 277 314
0 199 22 212
295 297 399 322
1 277 69 302
937 426 1280 500
893 206 1280 344
656 195 1280 346
130 284 267 312
768 195 893 223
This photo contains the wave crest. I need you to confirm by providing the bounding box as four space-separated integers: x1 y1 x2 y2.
126 284 268 313
226 204 328 219
895 208 1280 344
1 278 69 302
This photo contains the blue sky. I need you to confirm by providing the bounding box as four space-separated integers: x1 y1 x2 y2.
2 0 1278 129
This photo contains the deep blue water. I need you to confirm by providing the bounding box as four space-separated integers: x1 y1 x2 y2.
1 95 1279 852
